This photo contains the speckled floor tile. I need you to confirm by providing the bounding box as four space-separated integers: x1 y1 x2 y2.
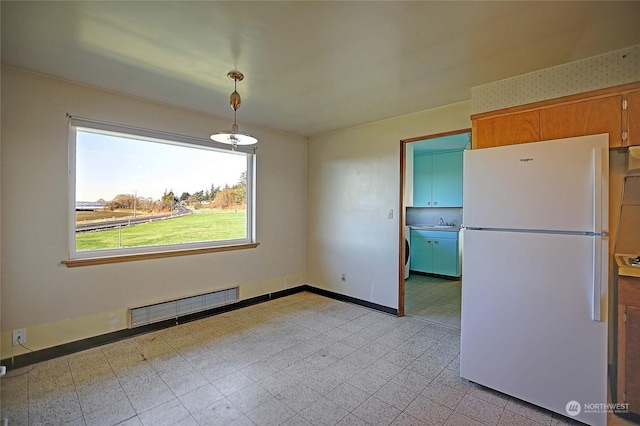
274 382 322 412
246 398 296 426
82 398 137 426
421 380 466 410
299 396 349 426
351 396 402 425
138 398 191 426
227 382 274 413
336 413 370 426
373 381 420 411
1 292 615 426
455 393 504 425
404 394 452 425
325 382 370 412
191 397 244 426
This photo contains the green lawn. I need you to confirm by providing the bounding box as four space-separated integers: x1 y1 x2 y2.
76 210 246 251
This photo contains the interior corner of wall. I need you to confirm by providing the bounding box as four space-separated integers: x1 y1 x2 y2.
284 272 305 289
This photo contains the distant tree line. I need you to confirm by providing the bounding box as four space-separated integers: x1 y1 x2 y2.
100 173 247 213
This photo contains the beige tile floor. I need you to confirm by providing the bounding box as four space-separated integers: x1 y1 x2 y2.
404 274 461 329
0 291 634 425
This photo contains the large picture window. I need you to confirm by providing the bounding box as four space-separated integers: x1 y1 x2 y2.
68 117 255 260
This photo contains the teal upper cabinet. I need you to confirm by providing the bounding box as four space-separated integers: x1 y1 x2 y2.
432 151 463 207
413 155 433 206
413 150 463 207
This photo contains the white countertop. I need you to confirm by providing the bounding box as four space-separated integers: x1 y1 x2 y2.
409 225 460 232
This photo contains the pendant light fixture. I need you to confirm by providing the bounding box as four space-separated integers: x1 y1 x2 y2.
210 71 257 148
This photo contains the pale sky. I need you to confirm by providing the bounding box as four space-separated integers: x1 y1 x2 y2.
76 130 247 202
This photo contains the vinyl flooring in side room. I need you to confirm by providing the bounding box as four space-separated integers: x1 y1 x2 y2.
404 273 462 329
0 291 633 426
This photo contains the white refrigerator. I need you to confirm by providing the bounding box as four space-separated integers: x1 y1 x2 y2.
460 134 609 426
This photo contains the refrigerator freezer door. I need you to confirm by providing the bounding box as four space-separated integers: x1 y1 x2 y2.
460 229 607 426
463 134 608 233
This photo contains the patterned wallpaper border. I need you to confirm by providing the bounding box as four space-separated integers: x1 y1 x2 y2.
471 44 640 115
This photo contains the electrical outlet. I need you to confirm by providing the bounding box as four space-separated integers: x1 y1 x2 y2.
387 209 394 219
12 329 26 346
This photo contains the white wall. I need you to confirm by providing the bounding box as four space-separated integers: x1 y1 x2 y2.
306 102 471 309
0 67 307 357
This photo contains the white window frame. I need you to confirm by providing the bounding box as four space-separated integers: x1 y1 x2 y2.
68 116 256 261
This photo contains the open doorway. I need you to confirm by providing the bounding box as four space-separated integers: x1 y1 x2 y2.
399 129 470 328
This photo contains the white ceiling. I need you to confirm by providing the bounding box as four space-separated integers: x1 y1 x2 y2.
3 1 640 138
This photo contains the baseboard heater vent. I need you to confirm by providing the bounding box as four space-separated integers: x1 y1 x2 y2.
129 287 239 328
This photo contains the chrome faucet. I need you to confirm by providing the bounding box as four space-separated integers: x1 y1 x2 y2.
439 217 445 226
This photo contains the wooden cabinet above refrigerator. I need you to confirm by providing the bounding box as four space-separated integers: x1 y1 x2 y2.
472 81 640 150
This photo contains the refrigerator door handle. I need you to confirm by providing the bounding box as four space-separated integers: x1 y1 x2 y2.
592 235 608 322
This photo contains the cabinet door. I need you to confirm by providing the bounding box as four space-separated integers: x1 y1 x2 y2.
628 90 640 147
626 305 640 411
432 238 458 277
474 111 540 149
410 231 433 273
540 95 623 147
431 151 463 207
413 155 432 206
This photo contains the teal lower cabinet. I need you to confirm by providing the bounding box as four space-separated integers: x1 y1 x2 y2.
411 230 433 273
410 230 460 277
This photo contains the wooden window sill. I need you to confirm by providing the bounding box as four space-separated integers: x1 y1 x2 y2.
61 243 260 267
